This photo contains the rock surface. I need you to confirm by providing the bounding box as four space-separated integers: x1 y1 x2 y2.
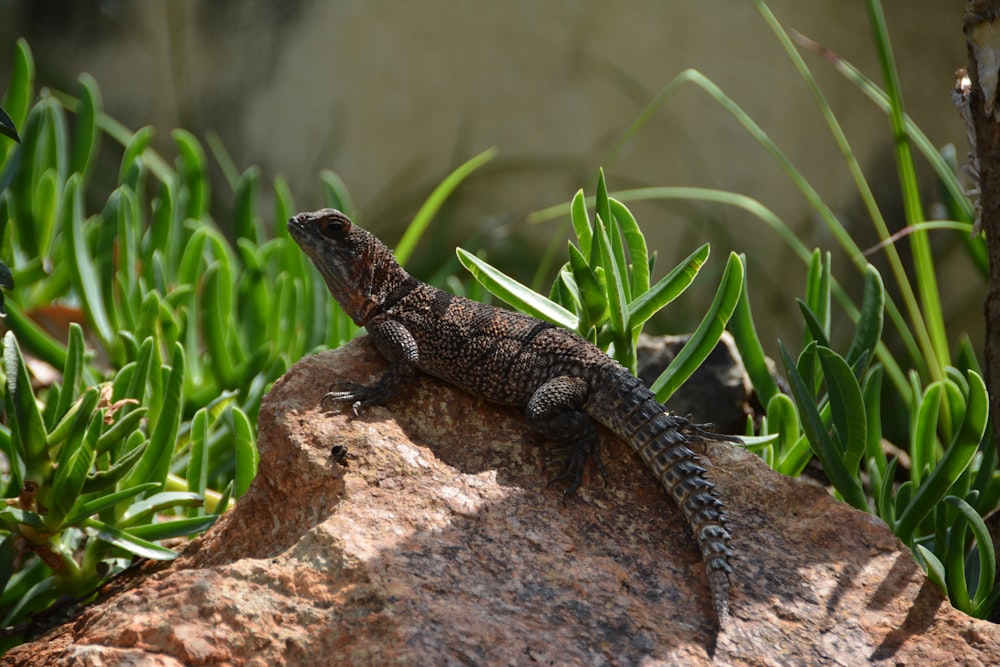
636 332 755 435
6 337 1000 666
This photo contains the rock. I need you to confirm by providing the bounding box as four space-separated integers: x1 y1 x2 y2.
6 337 1000 666
636 332 756 435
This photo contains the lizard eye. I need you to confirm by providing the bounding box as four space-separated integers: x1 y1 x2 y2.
318 214 351 240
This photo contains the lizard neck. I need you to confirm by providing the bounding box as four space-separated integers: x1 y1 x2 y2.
349 240 415 326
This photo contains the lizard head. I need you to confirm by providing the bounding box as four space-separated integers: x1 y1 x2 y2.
288 208 406 326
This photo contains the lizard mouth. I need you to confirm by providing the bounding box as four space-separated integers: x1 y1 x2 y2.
286 214 312 242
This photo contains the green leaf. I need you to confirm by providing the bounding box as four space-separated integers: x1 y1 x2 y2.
62 173 115 348
121 491 203 527
4 331 48 482
817 346 867 473
958 371 990 452
594 214 630 358
877 457 900 526
593 169 612 266
69 73 102 181
605 207 632 303
727 256 780 405
650 252 743 402
943 378 967 446
83 517 178 560
33 168 57 257
766 392 798 449
52 323 86 426
1 577 58 627
273 175 295 240
395 147 496 266
567 243 608 328
895 377 983 543
0 507 45 529
845 265 885 370
914 544 947 591
610 198 649 296
173 129 208 220
213 480 234 516
124 343 185 491
910 382 942 488
776 435 814 478
80 441 147 494
203 260 242 386
206 130 239 189
232 407 258 497
944 495 995 615
319 169 355 216
802 250 831 344
862 366 887 474
117 336 154 409
456 248 578 329
176 226 210 291
232 166 261 243
778 339 869 512
1 39 34 132
119 126 154 185
796 299 831 349
187 408 209 501
569 189 592 257
628 244 709 328
128 515 217 541
45 386 100 455
63 482 159 526
46 410 101 529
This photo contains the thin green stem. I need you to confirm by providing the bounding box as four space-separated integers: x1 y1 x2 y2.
865 0 948 371
757 0 943 384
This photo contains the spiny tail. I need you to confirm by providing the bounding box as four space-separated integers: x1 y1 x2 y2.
608 374 732 627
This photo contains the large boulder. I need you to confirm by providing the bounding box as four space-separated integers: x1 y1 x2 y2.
5 337 998 666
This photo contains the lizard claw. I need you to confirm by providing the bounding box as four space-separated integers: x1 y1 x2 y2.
544 438 604 504
321 381 386 415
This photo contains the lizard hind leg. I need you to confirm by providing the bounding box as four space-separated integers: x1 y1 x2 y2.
525 376 605 502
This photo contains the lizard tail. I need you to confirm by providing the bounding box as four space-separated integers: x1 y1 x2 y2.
615 384 732 628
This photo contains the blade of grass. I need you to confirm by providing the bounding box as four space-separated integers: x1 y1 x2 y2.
394 147 496 266
864 0 947 369
756 0 944 381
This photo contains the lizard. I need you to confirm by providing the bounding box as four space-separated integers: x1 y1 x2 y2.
288 207 737 629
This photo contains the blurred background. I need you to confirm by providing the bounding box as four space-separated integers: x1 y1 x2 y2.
0 0 973 349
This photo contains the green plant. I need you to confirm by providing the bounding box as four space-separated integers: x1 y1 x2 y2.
736 250 998 617
526 0 996 618
0 37 496 649
459 169 744 402
0 325 220 645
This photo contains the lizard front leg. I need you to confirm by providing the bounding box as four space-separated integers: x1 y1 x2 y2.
323 319 419 415
525 376 605 500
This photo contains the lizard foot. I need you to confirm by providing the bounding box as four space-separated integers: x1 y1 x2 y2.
544 437 607 504
321 381 387 416
681 417 744 448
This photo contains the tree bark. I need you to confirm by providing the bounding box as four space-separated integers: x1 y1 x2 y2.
964 1 1000 452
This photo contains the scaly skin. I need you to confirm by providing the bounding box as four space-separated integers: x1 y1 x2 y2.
289 208 736 628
